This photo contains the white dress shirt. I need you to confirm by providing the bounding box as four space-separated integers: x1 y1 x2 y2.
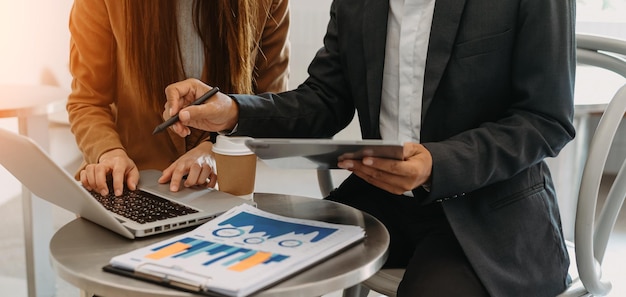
380 0 436 144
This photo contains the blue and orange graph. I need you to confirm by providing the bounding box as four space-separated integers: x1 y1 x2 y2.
142 210 339 272
145 237 288 272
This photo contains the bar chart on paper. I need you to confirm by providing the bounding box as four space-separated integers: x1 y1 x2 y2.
145 237 289 272
144 210 340 270
107 204 365 296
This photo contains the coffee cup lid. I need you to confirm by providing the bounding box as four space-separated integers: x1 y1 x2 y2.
212 135 254 156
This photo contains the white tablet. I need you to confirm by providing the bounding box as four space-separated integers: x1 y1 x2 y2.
245 138 404 169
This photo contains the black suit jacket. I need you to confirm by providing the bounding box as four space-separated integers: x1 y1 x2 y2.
233 0 576 295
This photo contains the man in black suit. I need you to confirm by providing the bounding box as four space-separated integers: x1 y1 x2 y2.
163 0 576 295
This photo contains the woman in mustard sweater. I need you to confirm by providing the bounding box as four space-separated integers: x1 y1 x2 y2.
67 0 290 196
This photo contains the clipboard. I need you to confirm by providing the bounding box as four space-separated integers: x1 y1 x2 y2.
103 264 224 297
244 138 404 169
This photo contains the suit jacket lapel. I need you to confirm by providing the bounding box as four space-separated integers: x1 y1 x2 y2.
422 0 467 119
362 0 389 137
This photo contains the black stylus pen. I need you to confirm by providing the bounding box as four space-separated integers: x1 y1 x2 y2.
152 87 220 135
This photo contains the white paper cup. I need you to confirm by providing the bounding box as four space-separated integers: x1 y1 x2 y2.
212 136 256 200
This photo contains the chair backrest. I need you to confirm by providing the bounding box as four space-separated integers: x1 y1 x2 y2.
569 33 626 296
572 84 626 296
577 34 626 78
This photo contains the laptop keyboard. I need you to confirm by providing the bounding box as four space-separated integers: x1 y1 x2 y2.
90 189 198 224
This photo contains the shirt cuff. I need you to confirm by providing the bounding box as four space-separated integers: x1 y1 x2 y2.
218 123 239 136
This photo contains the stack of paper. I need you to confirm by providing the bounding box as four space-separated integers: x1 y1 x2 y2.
106 204 365 297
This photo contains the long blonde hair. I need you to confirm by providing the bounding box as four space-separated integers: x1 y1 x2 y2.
124 0 257 112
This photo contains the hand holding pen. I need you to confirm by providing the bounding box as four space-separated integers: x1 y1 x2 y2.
161 79 240 137
153 87 220 134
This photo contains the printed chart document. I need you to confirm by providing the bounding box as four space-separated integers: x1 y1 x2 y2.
104 204 366 297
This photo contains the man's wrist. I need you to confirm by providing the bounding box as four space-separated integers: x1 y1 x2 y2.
218 123 239 136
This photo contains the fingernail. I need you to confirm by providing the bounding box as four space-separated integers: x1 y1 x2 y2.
115 189 122 196
180 110 190 121
363 158 373 165
100 190 108 196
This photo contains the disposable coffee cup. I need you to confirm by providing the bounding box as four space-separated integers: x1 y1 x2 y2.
212 135 257 200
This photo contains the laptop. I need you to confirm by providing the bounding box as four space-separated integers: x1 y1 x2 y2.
245 138 404 169
0 128 252 239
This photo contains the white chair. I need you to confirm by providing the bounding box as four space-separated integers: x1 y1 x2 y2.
333 33 626 297
556 84 626 296
556 33 626 297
